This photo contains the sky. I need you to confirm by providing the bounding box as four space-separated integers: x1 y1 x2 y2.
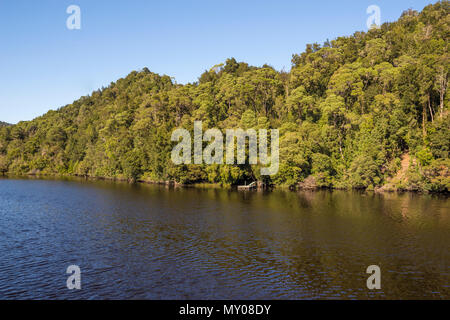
0 0 434 124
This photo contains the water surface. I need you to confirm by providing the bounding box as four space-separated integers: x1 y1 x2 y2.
0 178 449 299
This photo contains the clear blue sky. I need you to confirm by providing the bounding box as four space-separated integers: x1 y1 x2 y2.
0 0 434 124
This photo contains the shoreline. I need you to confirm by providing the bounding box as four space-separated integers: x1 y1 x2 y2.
1 172 449 195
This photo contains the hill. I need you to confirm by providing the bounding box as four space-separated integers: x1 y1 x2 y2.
0 1 448 192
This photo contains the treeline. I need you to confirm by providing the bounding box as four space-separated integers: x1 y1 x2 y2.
0 2 448 192
0 122 10 127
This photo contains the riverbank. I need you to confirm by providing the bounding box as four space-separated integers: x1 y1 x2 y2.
2 172 448 195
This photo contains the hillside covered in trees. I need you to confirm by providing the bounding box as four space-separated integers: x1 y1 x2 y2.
0 122 10 127
0 2 448 192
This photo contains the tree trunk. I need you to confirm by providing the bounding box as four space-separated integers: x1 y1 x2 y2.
438 68 447 118
422 101 427 138
428 94 434 123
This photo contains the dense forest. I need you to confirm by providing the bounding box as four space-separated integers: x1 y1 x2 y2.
0 2 448 192
0 122 10 127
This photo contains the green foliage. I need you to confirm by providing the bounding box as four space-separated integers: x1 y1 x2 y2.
0 2 448 192
416 147 434 166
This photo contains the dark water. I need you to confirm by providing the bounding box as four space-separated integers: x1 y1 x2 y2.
0 178 448 300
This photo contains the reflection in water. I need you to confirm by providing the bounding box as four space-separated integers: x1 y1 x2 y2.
0 177 448 299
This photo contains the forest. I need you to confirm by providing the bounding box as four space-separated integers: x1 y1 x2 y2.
0 1 448 192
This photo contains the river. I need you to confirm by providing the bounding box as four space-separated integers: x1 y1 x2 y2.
0 177 448 299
